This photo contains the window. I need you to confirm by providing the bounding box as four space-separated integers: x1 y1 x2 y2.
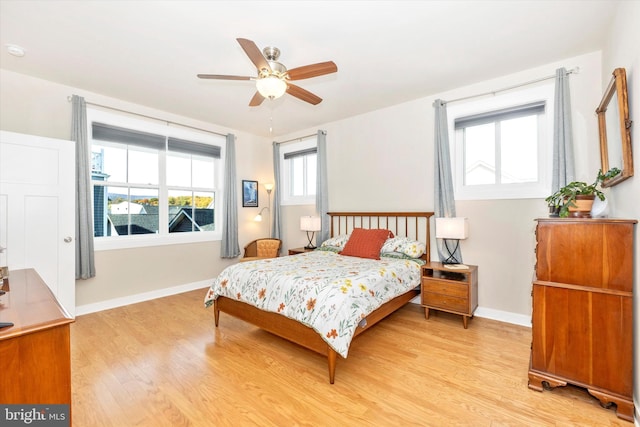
449 84 554 200
88 108 224 249
166 137 219 233
279 136 317 205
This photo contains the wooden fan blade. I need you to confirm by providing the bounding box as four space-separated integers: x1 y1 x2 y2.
236 38 271 72
249 91 265 107
286 83 322 105
287 61 338 81
197 74 252 81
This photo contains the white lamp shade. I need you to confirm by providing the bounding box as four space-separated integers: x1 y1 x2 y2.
256 76 287 99
435 217 469 239
254 214 263 222
264 183 274 192
300 216 322 232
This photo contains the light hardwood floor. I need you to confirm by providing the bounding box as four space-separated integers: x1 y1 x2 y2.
71 289 630 426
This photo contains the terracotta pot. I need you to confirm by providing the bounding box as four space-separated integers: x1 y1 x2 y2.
567 195 595 218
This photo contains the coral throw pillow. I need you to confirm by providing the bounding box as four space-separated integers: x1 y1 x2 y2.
339 228 393 260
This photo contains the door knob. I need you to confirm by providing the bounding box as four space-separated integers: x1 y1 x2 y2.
64 237 73 243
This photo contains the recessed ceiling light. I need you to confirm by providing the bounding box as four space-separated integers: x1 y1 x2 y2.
6 44 26 57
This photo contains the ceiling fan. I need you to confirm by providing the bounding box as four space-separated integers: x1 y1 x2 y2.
197 38 338 107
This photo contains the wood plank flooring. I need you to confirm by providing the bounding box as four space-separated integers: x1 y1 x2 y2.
71 289 630 426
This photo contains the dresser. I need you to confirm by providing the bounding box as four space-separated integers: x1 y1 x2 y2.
0 269 74 409
528 218 636 422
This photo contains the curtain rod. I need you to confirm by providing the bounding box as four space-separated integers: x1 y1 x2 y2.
442 67 580 105
67 96 227 137
273 130 327 144
274 133 316 145
274 130 325 145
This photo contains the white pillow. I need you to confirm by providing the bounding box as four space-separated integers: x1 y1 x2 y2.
320 234 351 250
381 236 426 258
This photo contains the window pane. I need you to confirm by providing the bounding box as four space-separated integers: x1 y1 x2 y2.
168 190 214 233
168 153 215 188
464 123 495 185
306 153 317 195
500 116 538 183
128 147 158 185
167 152 191 187
192 156 214 188
101 187 158 236
291 157 304 196
194 191 215 231
128 188 158 235
94 144 126 182
92 183 117 237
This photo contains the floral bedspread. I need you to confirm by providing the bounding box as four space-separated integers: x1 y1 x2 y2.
204 251 422 358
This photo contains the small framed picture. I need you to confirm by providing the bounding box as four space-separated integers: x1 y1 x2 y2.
242 180 258 207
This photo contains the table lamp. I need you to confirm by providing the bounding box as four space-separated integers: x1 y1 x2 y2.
300 216 322 249
435 217 469 266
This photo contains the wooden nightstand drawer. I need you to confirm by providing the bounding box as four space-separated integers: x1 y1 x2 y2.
421 279 467 298
422 292 467 313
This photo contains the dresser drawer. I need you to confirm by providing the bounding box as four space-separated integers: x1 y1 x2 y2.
422 292 468 313
421 279 468 298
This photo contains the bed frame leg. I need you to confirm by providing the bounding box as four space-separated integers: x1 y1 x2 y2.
214 300 220 327
328 349 337 384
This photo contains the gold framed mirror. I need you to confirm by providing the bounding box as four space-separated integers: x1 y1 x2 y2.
596 67 633 187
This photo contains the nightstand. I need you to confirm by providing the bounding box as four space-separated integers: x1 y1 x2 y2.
288 247 315 255
421 262 478 329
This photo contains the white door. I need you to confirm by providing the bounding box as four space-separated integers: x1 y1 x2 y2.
0 130 75 316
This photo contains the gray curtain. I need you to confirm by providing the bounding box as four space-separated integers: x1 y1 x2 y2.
551 67 575 192
315 130 329 246
271 142 282 239
433 99 462 263
71 95 96 279
221 133 240 258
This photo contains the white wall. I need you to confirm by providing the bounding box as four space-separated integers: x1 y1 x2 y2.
0 69 273 308
600 1 640 422
276 51 603 326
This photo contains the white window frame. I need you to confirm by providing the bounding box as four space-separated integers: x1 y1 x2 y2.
448 83 554 200
279 136 317 206
87 108 225 251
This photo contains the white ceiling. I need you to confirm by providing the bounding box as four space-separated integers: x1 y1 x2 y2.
0 0 618 137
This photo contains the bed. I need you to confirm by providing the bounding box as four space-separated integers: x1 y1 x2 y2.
204 211 434 383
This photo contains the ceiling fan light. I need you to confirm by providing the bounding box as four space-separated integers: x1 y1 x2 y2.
256 76 287 99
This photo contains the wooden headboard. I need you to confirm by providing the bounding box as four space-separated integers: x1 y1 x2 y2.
327 212 434 261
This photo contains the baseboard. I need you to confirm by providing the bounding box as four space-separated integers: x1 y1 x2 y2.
474 307 531 327
75 279 211 316
409 300 531 328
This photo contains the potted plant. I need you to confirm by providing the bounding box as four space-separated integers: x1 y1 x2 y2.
545 168 621 218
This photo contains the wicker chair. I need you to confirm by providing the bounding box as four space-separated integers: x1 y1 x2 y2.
240 238 282 262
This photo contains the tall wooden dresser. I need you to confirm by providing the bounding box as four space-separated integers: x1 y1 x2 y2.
0 269 74 410
528 218 636 422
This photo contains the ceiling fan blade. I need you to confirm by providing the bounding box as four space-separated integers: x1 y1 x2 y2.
236 38 271 72
249 91 265 107
286 83 322 105
287 61 338 81
197 74 252 81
